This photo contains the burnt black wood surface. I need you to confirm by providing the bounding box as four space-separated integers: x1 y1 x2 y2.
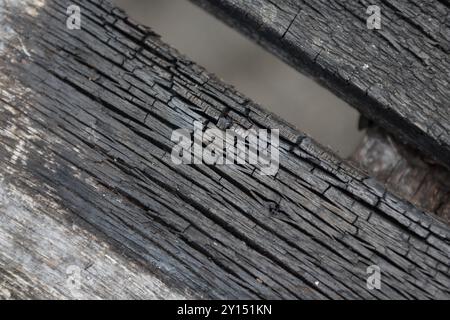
0 0 449 299
192 0 450 170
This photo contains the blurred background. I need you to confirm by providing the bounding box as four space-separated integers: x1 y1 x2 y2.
113 0 364 157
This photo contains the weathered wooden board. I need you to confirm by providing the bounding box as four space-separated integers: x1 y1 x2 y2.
0 0 449 299
191 0 450 170
0 179 186 299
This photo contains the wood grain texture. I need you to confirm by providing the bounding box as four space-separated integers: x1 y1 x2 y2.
0 179 187 299
191 0 450 169
0 0 449 299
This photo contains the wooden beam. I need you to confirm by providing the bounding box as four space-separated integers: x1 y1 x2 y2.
191 0 450 170
0 0 449 299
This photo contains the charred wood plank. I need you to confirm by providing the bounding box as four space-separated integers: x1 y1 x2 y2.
0 0 449 299
191 0 450 170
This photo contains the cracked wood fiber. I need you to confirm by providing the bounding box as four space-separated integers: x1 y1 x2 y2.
191 0 450 170
0 0 449 299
